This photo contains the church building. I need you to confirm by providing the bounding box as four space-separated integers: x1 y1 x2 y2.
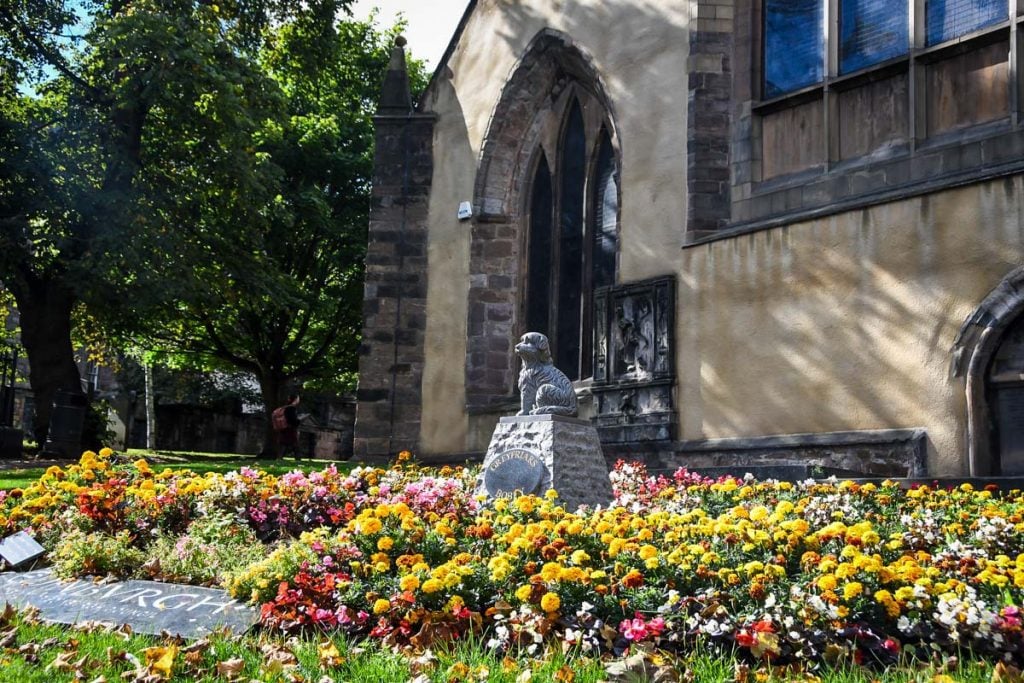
354 0 1024 478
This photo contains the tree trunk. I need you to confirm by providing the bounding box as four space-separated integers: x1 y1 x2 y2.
12 278 83 444
144 363 156 449
257 372 287 458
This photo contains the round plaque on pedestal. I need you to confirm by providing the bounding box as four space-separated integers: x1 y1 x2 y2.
483 447 547 497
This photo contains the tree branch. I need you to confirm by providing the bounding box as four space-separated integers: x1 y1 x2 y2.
0 8 108 104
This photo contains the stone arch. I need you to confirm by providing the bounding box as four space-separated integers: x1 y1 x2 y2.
473 29 619 220
951 265 1024 475
465 29 620 410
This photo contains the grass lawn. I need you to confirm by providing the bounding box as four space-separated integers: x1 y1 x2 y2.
0 449 359 490
0 609 1001 682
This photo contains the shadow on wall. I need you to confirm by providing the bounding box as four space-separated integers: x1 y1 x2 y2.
686 183 1024 472
418 69 477 454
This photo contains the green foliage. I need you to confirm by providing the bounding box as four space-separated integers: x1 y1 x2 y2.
51 528 145 579
81 397 115 451
123 9 423 417
1 0 415 439
145 510 265 586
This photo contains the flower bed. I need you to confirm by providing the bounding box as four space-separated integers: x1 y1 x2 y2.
1 449 1021 670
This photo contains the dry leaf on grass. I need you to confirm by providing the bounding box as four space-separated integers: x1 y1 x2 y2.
143 644 178 679
215 656 246 680
553 664 575 682
993 662 1024 683
318 641 345 667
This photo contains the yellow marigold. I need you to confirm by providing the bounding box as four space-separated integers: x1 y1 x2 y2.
817 574 838 591
843 582 864 600
571 550 591 565
515 585 533 602
516 497 536 514
639 545 658 560
545 489 558 500
377 536 395 551
559 566 586 583
540 592 561 613
422 578 443 594
400 574 421 592
359 518 383 535
373 598 391 615
540 562 562 582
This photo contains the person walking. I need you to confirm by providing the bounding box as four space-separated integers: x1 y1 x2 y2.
271 394 301 459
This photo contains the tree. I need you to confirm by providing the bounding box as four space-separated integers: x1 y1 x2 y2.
0 0 338 442
125 10 426 454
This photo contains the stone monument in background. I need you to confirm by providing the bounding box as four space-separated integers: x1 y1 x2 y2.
476 333 614 510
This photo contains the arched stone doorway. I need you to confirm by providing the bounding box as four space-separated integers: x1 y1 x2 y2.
952 266 1024 475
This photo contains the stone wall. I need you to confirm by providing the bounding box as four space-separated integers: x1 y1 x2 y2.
687 0 734 240
353 42 436 461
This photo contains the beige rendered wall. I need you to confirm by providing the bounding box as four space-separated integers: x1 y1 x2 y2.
678 178 1024 475
413 0 1021 476
417 0 691 455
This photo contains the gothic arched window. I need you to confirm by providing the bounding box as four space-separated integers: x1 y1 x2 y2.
525 93 619 381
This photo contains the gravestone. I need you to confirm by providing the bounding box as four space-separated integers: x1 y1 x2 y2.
0 531 45 568
0 569 257 638
476 414 614 510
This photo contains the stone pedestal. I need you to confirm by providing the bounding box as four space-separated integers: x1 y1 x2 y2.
476 414 614 510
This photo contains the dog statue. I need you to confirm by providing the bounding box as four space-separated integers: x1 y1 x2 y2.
515 332 578 417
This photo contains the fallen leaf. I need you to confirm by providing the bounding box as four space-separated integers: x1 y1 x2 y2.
410 649 437 675
554 665 575 682
46 650 77 672
143 644 178 679
993 662 1024 683
448 661 471 683
318 641 344 668
216 657 245 680
181 638 210 655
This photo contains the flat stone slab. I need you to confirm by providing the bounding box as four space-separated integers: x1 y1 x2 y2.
477 415 613 510
0 569 257 638
0 532 45 568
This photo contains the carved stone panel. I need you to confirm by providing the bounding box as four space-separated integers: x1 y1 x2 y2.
591 276 676 443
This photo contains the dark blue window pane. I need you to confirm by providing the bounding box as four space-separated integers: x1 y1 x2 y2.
764 0 824 98
557 101 586 379
927 0 1006 45
840 0 909 74
591 130 617 290
526 156 553 338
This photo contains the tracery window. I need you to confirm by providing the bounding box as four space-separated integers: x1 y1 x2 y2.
524 93 619 381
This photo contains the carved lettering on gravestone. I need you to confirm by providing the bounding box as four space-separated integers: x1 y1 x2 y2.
0 531 45 568
483 448 548 498
0 569 257 638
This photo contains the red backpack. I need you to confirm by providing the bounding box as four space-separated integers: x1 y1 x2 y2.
271 406 289 431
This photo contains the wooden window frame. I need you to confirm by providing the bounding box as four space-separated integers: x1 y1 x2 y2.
755 0 1024 178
